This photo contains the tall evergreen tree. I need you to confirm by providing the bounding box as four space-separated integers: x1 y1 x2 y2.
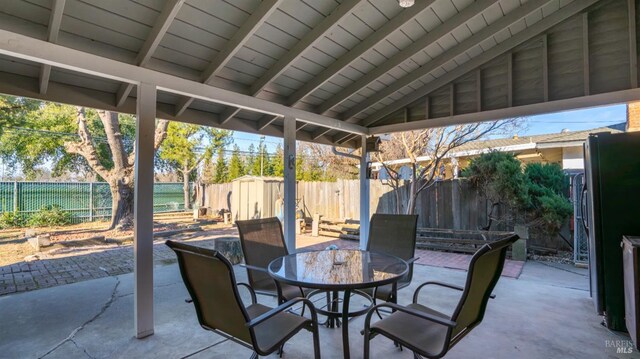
263 151 275 176
228 145 245 180
271 144 284 177
246 143 257 175
213 147 228 183
252 140 267 176
158 122 231 209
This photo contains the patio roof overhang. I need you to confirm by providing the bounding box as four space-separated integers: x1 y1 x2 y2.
1 0 637 147
1 0 638 341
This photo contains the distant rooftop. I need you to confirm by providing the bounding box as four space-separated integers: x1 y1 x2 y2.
453 123 626 154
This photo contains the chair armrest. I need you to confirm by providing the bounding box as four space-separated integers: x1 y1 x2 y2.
406 257 420 264
246 298 317 328
364 302 456 329
413 281 495 303
239 263 269 274
236 282 257 305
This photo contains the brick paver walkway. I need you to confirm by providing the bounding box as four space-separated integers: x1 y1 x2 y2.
0 237 219 296
0 232 524 296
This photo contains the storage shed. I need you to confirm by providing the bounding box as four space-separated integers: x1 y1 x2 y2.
231 176 284 222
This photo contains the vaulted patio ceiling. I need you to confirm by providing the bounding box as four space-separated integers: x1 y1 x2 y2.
0 0 637 148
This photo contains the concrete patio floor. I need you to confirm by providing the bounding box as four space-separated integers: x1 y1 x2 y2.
1 258 637 359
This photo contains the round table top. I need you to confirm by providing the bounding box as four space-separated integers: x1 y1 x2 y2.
267 249 408 290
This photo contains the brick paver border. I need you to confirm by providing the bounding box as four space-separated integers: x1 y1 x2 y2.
1 234 524 296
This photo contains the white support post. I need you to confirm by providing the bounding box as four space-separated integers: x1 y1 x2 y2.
283 116 296 253
134 82 156 339
359 135 370 250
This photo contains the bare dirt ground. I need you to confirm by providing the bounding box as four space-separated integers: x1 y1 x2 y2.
0 212 224 266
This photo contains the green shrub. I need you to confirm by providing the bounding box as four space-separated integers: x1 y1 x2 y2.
0 211 25 229
538 194 574 230
462 152 529 208
27 205 73 227
463 152 573 233
524 162 568 199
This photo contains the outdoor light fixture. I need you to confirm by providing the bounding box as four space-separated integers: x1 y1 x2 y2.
398 0 415 8
365 136 382 152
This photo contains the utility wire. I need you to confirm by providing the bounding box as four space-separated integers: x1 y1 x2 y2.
0 126 281 157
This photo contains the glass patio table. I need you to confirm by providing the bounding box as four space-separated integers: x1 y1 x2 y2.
268 249 408 359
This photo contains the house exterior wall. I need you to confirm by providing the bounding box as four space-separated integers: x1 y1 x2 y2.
562 146 584 170
627 102 640 132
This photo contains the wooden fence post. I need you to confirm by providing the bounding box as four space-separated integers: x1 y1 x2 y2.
312 213 320 237
451 179 461 229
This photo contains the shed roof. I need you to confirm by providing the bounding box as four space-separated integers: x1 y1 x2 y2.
0 0 637 147
232 175 283 182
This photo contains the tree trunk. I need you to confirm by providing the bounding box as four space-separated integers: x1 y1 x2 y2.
182 166 191 210
66 109 169 230
109 179 134 230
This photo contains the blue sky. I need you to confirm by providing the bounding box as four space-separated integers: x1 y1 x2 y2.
230 104 628 151
517 104 626 135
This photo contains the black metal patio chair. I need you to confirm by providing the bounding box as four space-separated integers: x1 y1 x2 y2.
236 217 311 308
166 240 321 359
362 214 419 314
362 234 519 359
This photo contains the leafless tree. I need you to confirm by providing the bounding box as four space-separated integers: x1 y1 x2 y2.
303 143 360 180
65 107 169 229
375 119 520 215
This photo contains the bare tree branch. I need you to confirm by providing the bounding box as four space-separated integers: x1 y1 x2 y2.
374 118 523 214
98 110 127 171
64 107 110 181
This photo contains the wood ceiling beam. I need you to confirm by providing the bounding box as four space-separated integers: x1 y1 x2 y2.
343 0 552 122
370 85 640 135
286 0 438 106
176 0 283 118
39 0 65 95
0 29 368 135
364 0 601 129
628 0 638 88
116 0 185 107
248 0 363 97
256 114 280 131
0 71 351 148
316 0 501 115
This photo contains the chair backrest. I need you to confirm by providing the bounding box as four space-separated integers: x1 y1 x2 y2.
236 217 288 293
449 234 519 344
166 240 253 344
367 213 419 287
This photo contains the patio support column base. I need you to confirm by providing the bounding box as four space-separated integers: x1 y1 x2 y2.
134 82 156 338
283 115 296 253
359 134 370 250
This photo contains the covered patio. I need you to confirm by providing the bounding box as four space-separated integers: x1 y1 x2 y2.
1 0 639 357
0 245 631 358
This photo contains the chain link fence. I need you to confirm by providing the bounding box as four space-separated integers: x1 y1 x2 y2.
0 181 191 224
572 174 588 264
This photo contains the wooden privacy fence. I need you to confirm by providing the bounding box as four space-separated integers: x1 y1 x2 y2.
201 178 569 250
313 217 515 255
203 179 503 230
